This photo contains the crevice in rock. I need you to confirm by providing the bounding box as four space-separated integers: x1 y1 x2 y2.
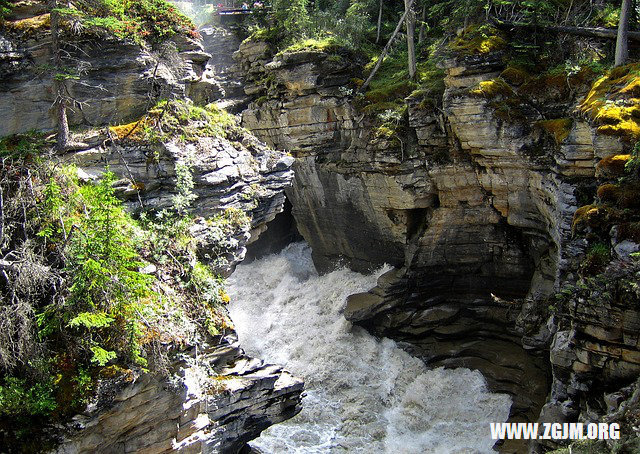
244 197 302 262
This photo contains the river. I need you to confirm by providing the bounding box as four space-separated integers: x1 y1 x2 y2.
228 242 512 453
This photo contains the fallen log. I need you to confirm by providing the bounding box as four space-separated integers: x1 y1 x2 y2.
494 20 640 42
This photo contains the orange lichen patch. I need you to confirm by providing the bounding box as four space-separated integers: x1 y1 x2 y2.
109 118 148 141
469 78 514 99
536 118 573 144
500 66 529 86
449 26 506 55
596 154 631 177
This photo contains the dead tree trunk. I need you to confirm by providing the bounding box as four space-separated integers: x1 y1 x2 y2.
418 4 426 44
376 0 383 43
405 0 416 80
616 0 633 66
495 20 640 42
50 0 69 150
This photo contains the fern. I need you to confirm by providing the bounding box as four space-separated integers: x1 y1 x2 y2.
68 311 115 329
89 346 117 366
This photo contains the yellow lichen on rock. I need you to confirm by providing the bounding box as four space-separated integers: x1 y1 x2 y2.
536 118 573 144
469 78 514 99
449 26 506 55
5 13 50 32
579 63 640 141
109 118 148 141
595 154 631 177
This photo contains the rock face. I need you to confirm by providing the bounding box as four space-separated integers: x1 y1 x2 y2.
61 124 294 275
235 40 640 439
0 12 302 450
46 105 300 452
0 7 218 136
56 334 303 454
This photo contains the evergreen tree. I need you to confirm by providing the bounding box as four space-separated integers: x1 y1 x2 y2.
273 0 310 41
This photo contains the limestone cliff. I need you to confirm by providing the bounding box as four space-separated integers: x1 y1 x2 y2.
47 99 300 453
235 37 640 447
56 334 303 454
0 6 303 452
0 1 220 136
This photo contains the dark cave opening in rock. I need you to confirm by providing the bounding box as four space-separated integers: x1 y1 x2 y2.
245 197 302 262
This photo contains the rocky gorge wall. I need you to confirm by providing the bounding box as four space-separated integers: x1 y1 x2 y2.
234 37 640 448
56 334 303 454
49 94 300 453
0 6 305 452
0 1 221 137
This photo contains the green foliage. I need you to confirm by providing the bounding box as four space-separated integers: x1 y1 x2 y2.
279 36 341 54
626 142 640 175
273 0 311 43
68 0 196 43
0 377 56 417
0 1 12 19
333 0 370 50
0 131 48 159
89 346 117 366
172 160 198 215
35 170 153 367
0 151 243 442
581 242 611 275
68 312 115 329
110 100 237 144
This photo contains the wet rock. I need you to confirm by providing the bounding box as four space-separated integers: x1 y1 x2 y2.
56 336 303 454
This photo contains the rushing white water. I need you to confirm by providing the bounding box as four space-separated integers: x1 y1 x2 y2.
227 242 512 453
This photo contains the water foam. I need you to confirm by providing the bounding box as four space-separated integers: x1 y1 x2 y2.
227 242 512 453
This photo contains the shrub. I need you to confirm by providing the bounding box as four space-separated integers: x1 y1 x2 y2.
0 377 56 417
80 0 196 43
580 243 610 275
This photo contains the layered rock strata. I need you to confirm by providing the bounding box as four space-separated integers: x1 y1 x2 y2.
235 40 640 439
60 125 295 274
56 334 304 454
0 5 219 136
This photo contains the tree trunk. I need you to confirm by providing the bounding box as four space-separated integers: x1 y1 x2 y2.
50 0 69 150
418 4 426 44
616 0 633 66
494 20 640 42
376 0 383 44
405 0 416 80
359 0 415 93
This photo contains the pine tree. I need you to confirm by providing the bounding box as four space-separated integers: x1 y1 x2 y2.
273 0 310 41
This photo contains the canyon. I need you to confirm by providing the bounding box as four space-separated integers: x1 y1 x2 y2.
2 2 640 451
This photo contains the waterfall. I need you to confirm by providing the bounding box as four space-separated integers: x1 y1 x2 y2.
227 242 512 453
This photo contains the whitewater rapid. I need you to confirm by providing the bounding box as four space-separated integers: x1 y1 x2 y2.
227 242 512 453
